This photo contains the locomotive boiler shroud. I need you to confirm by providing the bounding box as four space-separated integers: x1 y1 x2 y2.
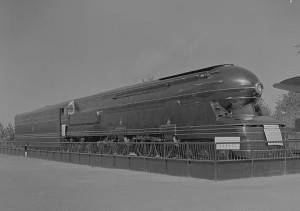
15 64 283 145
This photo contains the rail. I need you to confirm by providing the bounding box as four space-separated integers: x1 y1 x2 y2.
2 140 300 161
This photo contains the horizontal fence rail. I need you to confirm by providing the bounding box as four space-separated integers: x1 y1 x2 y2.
5 140 300 160
1 140 300 180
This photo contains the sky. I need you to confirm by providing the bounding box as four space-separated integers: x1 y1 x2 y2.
0 0 299 125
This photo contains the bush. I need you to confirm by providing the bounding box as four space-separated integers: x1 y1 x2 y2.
0 122 15 142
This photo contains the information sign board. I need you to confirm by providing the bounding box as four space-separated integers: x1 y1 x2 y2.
215 137 240 150
264 125 283 146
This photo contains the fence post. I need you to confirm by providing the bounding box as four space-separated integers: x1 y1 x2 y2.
214 142 217 181
163 141 166 158
164 142 167 175
88 151 91 167
24 145 28 157
60 144 63 163
284 139 287 175
186 142 190 177
112 143 115 169
251 141 254 178
144 142 147 172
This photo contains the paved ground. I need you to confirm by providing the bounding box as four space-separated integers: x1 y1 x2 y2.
0 155 300 211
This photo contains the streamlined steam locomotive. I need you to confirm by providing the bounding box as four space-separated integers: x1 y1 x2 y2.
15 64 284 147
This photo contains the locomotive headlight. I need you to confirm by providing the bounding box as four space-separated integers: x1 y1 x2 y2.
255 83 264 95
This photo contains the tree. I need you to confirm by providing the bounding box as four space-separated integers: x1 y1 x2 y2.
273 92 300 130
5 123 15 141
0 122 6 141
0 122 15 142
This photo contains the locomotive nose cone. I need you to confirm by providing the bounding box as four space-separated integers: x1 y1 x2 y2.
233 78 251 86
220 65 261 88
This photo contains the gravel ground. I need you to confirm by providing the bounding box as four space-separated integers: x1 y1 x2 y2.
0 154 300 211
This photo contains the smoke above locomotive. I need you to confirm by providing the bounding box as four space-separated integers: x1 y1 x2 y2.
15 64 283 146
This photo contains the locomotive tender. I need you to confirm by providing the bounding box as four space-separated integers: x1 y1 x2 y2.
15 64 284 148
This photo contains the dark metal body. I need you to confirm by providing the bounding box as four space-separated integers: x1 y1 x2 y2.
15 64 283 147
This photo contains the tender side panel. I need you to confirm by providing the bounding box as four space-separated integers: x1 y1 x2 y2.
15 107 60 143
